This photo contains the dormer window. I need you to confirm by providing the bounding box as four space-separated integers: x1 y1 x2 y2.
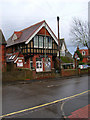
12 34 17 41
12 31 22 41
82 51 86 56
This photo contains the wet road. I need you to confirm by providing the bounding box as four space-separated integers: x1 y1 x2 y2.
2 75 89 118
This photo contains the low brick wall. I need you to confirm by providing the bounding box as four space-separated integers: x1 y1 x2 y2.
61 69 77 77
2 68 88 83
61 69 88 77
2 69 33 83
2 69 56 83
35 71 55 80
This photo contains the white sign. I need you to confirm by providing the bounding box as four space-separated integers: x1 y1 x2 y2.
18 60 22 62
17 62 23 67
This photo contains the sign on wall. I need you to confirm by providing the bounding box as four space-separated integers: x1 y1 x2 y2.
17 60 23 67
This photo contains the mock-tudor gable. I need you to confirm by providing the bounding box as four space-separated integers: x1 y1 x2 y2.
25 21 58 45
7 20 58 47
6 20 59 72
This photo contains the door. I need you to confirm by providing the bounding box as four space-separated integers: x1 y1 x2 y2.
45 58 51 71
36 58 43 72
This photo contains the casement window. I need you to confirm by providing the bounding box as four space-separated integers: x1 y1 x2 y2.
34 36 38 48
48 38 52 49
44 37 48 48
39 36 43 48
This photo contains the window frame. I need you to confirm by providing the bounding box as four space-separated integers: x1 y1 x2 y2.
39 36 43 48
44 36 48 48
48 38 52 49
34 36 38 48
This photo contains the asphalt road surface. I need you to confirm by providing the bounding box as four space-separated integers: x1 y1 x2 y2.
2 75 89 119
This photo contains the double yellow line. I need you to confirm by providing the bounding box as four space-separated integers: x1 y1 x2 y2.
0 90 89 118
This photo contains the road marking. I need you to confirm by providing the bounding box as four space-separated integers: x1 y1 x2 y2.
0 90 89 118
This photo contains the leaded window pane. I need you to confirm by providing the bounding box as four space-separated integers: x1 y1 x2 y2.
39 36 43 48
34 36 38 48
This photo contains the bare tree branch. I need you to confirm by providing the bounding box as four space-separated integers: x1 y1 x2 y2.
70 17 89 48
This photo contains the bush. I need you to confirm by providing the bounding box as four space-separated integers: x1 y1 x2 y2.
78 62 85 65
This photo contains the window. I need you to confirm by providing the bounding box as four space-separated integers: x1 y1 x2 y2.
82 51 86 56
39 36 43 48
48 38 52 49
61 51 65 56
44 37 48 48
12 34 17 41
30 58 33 70
34 36 38 48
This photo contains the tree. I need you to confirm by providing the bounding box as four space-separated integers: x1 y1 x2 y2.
73 50 83 61
70 18 89 48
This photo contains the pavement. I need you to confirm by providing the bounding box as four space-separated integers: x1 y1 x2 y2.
1 75 89 119
68 104 89 119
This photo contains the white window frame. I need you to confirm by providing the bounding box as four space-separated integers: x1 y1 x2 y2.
34 36 38 48
44 37 48 48
12 34 17 41
82 51 86 56
39 36 43 48
30 58 33 70
48 38 52 49
61 51 65 56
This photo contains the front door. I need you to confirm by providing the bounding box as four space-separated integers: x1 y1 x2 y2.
36 58 43 72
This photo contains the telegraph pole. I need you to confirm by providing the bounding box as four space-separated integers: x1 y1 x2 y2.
88 2 90 58
57 16 61 73
44 21 47 71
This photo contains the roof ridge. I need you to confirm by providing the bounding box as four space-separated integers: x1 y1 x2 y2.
20 20 45 32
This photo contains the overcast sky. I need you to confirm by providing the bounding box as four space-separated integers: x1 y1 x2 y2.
0 0 89 54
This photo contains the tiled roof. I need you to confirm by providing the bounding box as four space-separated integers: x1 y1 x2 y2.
7 20 57 47
0 29 7 45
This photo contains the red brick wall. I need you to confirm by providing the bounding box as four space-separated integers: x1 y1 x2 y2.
33 54 53 71
24 58 30 68
79 49 88 56
0 45 6 71
6 47 13 54
61 69 77 77
82 58 88 63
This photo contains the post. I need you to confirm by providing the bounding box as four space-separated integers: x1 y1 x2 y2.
45 22 46 61
57 16 61 74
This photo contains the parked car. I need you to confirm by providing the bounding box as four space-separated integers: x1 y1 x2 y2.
78 65 88 69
